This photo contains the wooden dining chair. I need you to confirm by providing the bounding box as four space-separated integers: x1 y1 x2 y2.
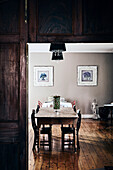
61 108 81 152
76 109 81 149
31 107 52 152
31 109 39 152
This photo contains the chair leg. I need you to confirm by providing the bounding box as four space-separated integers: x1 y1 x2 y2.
49 133 51 151
37 130 40 153
73 130 77 152
77 130 80 149
62 132 64 151
32 133 36 151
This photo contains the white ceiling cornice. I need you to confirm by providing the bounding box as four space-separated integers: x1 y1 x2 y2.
28 43 113 53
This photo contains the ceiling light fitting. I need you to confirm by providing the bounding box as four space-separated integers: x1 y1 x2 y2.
50 43 66 60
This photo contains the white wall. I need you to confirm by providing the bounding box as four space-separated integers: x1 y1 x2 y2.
28 52 113 117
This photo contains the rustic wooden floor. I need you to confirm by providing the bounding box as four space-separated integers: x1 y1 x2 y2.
28 119 113 170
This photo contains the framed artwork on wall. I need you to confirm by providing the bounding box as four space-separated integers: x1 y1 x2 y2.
34 66 54 86
77 66 97 86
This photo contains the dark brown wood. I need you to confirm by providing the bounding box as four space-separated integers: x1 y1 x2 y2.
0 0 27 170
0 44 19 121
83 0 113 35
61 125 75 151
0 122 19 143
19 0 27 169
31 109 52 152
76 110 81 149
28 0 37 42
0 0 19 34
28 0 113 43
35 107 78 153
0 143 19 170
73 0 83 35
0 35 20 43
36 34 113 43
37 0 73 35
29 119 113 170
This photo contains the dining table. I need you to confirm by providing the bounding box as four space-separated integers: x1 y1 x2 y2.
35 107 78 152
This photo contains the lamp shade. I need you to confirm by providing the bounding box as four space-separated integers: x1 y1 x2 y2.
50 43 66 52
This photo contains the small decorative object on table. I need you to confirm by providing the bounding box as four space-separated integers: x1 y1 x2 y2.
53 96 60 113
92 99 98 119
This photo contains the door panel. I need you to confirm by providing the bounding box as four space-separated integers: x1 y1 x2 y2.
0 44 19 121
0 0 27 169
0 0 19 34
0 144 19 170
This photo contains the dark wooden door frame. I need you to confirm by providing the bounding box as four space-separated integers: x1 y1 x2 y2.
0 0 28 169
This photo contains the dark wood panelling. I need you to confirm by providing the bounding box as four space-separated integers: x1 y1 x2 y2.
83 0 113 35
38 0 72 34
0 122 19 142
0 143 19 170
28 0 37 42
19 40 27 170
73 0 83 35
19 0 27 169
0 0 27 169
36 34 113 43
0 44 19 121
28 0 113 43
0 0 19 34
0 35 20 43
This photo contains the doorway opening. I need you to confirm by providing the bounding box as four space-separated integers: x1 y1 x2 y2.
27 43 113 170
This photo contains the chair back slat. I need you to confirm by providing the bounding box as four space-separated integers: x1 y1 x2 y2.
73 105 76 112
77 110 81 131
31 109 37 130
36 105 40 113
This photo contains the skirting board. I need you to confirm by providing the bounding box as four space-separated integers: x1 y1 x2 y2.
82 114 94 119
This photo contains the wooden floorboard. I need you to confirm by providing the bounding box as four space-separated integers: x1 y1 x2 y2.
28 119 113 170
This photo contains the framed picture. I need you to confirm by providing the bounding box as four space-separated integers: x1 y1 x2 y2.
77 66 97 86
34 66 54 86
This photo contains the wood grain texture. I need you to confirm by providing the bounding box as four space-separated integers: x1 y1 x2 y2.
73 0 83 35
0 143 19 170
29 119 113 170
28 0 113 43
0 0 19 34
19 0 27 169
0 44 19 121
28 0 37 42
0 122 19 142
36 34 113 43
0 35 20 43
37 0 72 34
0 0 27 169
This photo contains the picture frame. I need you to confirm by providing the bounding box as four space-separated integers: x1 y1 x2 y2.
34 66 54 86
77 66 97 86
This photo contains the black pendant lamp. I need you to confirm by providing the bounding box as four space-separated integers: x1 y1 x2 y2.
50 43 66 60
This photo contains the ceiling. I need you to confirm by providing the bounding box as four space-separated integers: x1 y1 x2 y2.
28 43 113 53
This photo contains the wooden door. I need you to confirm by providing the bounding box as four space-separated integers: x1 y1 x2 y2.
0 0 27 169
28 0 113 43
